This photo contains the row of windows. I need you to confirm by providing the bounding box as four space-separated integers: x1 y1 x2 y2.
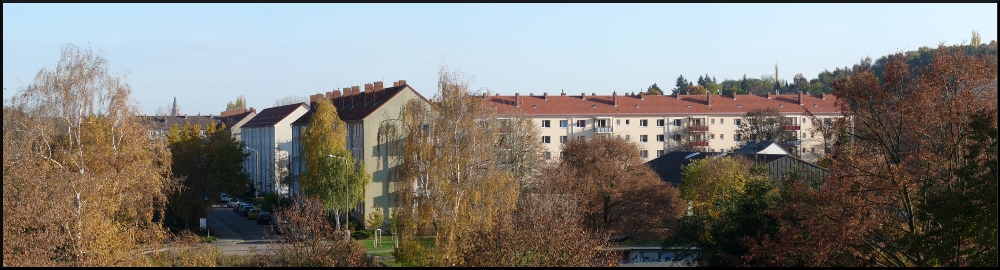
542 149 668 160
541 117 831 128
541 133 764 144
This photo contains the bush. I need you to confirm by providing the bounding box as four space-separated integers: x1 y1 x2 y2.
366 203 385 230
262 193 280 212
351 230 374 240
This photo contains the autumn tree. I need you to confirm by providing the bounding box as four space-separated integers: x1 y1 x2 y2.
225 95 247 111
264 195 376 267
736 107 796 153
391 66 523 266
558 136 685 239
679 156 763 217
273 95 308 107
495 110 546 188
3 44 174 266
299 98 370 230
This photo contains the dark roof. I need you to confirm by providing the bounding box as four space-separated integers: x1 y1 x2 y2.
243 103 308 128
219 111 255 128
490 93 840 117
330 84 415 121
645 151 723 186
734 140 787 155
142 115 221 130
292 110 313 125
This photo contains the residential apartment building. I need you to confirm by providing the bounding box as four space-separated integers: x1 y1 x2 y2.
488 91 841 162
290 80 432 228
241 102 311 197
218 107 257 141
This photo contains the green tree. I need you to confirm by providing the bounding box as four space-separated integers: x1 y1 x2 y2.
167 121 250 229
299 98 370 230
679 156 761 217
645 83 663 95
673 74 689 95
225 95 247 111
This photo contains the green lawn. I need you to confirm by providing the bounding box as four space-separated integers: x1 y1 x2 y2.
357 235 397 254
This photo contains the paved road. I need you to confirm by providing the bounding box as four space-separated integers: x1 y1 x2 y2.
206 204 277 254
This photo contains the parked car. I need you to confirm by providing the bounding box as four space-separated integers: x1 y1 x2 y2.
227 198 239 208
257 212 272 224
235 203 250 213
241 206 255 217
220 194 230 203
248 209 261 219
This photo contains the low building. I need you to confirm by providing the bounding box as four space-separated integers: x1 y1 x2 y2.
218 108 257 141
647 141 828 186
143 114 221 140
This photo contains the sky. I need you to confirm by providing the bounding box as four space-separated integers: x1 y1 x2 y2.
3 3 997 116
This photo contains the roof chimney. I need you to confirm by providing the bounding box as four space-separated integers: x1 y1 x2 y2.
352 86 360 105
543 92 548 101
398 80 406 86
581 93 586 100
514 93 520 107
639 92 645 100
707 91 711 106
821 93 826 100
309 94 317 103
674 92 679 99
798 91 803 105
375 81 383 92
767 92 772 99
333 90 342 99
482 92 487 99
733 92 737 100
560 89 566 96
326 91 334 100
612 91 618 107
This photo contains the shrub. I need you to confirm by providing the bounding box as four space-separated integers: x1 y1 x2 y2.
262 193 280 211
351 230 374 240
365 203 385 230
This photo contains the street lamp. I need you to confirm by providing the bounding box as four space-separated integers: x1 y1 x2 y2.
245 146 259 198
327 154 349 230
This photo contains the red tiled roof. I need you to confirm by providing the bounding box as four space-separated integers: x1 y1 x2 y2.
488 93 840 116
243 103 308 128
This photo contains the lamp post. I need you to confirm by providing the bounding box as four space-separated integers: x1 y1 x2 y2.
245 146 259 198
327 154 349 230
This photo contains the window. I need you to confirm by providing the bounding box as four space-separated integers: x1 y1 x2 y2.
811 133 814 139
734 119 742 126
811 148 815 153
803 117 807 124
625 120 630 125
720 134 724 140
720 118 724 124
560 136 567 144
541 120 550 128
656 134 664 142
559 120 568 127
545 152 552 160
542 136 551 144
616 119 621 126
657 119 665 126
640 150 649 158
801 133 806 139
657 150 665 157
711 134 716 140
711 118 716 125
640 119 649 127
674 119 682 126
577 120 586 128
673 134 681 142
734 133 742 141
640 135 648 142
625 135 631 141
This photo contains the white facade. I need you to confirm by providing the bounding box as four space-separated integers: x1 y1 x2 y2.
241 103 310 197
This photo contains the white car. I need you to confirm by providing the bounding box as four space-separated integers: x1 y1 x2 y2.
220 195 230 203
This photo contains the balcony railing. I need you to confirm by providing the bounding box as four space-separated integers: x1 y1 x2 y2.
690 141 709 147
689 126 709 132
595 126 614 133
784 125 801 131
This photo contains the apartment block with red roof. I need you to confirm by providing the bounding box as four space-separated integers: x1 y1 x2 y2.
487 90 842 162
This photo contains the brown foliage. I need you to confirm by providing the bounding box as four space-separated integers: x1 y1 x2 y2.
264 195 376 267
743 45 997 266
558 136 685 238
3 44 173 266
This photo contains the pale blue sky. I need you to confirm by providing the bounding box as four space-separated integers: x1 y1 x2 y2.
4 3 997 115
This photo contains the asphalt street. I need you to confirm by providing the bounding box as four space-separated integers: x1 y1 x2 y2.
206 204 277 255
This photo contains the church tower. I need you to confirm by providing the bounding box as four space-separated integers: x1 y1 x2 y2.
171 95 180 116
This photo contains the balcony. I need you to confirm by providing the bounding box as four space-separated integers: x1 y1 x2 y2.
689 126 709 132
782 140 801 146
784 125 801 131
595 126 614 133
690 141 709 147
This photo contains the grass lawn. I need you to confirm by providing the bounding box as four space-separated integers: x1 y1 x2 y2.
358 235 397 254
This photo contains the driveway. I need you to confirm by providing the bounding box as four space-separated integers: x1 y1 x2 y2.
206 204 277 255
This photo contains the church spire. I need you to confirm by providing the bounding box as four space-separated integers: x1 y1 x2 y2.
171 94 179 116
